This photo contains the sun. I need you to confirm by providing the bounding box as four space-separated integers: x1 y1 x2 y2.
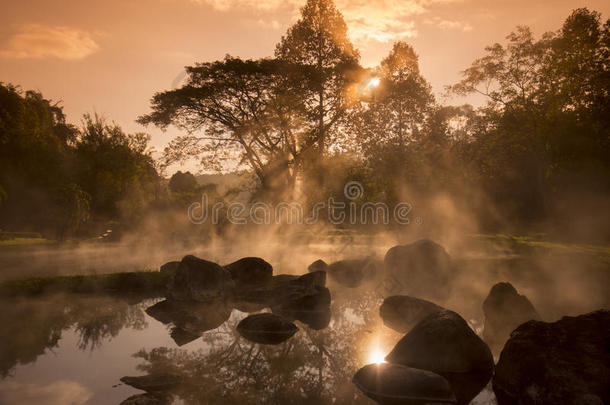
368 347 387 364
368 77 380 88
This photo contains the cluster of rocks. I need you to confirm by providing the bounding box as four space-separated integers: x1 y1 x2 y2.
127 239 608 405
148 255 331 346
363 239 609 405
358 305 494 405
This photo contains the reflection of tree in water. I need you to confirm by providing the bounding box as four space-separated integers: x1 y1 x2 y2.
131 290 397 404
0 294 150 377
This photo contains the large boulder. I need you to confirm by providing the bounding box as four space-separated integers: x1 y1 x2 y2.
236 313 298 345
493 310 610 405
383 239 454 300
482 282 540 351
385 310 494 404
380 295 445 333
224 257 273 287
166 255 234 302
385 310 494 374
352 363 456 405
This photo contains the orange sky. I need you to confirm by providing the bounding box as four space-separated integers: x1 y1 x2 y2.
1 0 608 173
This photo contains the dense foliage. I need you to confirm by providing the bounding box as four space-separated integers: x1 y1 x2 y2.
0 86 159 239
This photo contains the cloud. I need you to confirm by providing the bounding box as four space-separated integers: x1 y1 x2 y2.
0 24 99 60
424 16 473 31
0 380 92 405
182 0 466 43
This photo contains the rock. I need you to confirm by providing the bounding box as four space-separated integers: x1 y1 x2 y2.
308 259 328 273
166 255 234 302
234 272 325 306
385 310 494 374
352 363 456 405
119 392 171 405
272 285 331 330
482 282 540 351
236 313 298 345
385 310 494 405
224 257 273 287
169 327 201 346
145 299 231 345
380 295 445 333
383 239 454 300
327 259 376 287
159 261 179 276
493 310 610 405
120 374 181 392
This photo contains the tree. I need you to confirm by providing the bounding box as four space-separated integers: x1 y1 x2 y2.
450 8 610 220
275 0 361 157
75 114 158 219
139 57 307 190
168 171 197 193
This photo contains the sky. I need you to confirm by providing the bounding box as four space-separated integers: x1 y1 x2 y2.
1 0 608 174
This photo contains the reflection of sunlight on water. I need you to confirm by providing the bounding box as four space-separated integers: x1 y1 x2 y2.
367 346 386 364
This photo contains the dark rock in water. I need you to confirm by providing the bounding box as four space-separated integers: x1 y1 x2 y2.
327 259 378 287
145 299 231 345
231 299 268 313
236 313 298 344
482 282 540 351
159 261 180 276
352 363 456 405
385 310 494 375
120 374 181 392
493 310 610 405
169 327 201 346
166 255 234 302
383 239 454 300
380 295 445 333
272 285 331 330
234 272 325 306
442 371 494 405
224 257 273 287
120 392 171 405
308 259 328 273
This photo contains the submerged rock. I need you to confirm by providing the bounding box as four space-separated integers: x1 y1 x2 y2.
380 295 445 333
119 392 171 405
493 310 610 405
166 255 234 302
385 310 494 375
383 239 454 300
308 259 328 273
145 299 231 345
120 374 181 392
272 283 331 330
236 313 298 345
159 261 180 276
327 258 378 288
224 257 273 287
352 363 456 405
482 282 540 351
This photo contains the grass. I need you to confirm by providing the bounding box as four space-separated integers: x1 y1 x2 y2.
0 237 55 246
0 271 170 298
472 233 610 259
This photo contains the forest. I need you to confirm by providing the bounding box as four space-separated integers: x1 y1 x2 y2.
1 3 608 244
